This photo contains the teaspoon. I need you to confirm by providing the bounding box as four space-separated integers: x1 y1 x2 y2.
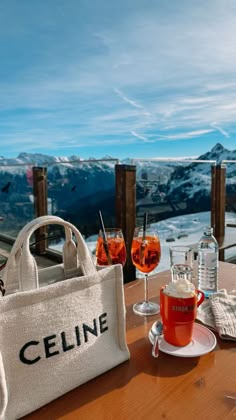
151 320 163 358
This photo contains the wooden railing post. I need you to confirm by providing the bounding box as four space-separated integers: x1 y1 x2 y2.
115 164 136 282
211 164 226 260
32 167 48 254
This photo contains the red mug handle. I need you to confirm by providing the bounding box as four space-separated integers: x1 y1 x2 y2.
196 290 205 306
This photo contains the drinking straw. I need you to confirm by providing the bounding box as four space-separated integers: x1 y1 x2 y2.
140 212 148 264
142 212 148 241
98 210 112 264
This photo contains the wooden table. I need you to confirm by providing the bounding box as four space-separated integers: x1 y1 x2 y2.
24 262 236 420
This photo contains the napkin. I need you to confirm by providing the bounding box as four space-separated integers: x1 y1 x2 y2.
197 289 236 341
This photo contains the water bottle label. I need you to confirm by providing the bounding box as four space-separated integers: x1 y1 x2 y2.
201 253 218 266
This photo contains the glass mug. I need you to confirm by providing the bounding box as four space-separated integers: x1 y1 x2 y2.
169 245 193 283
96 228 126 266
160 286 205 346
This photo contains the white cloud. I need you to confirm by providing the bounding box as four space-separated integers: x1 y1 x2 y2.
131 131 151 142
211 123 230 138
157 129 215 141
114 88 143 109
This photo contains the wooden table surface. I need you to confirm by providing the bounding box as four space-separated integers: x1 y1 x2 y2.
23 262 236 420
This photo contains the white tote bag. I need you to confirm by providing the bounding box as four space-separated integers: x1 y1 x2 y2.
0 216 130 420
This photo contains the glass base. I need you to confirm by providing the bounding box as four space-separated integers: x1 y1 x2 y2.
133 301 160 316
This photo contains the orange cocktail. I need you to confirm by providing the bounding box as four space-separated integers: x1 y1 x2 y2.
96 228 126 266
131 235 161 273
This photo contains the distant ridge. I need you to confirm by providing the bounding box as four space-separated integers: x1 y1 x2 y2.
0 143 236 166
0 153 117 167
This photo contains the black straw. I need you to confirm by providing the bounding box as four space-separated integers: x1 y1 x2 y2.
143 212 148 240
98 210 112 264
140 212 148 264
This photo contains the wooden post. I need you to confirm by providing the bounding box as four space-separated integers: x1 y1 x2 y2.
211 165 216 232
33 167 48 254
211 164 226 260
115 164 136 282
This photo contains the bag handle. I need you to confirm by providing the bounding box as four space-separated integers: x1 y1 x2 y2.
3 216 68 291
16 215 79 276
4 216 97 292
3 216 75 291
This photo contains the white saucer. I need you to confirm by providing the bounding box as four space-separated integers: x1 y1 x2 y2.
149 322 217 357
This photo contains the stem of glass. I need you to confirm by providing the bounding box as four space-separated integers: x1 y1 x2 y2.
144 274 148 302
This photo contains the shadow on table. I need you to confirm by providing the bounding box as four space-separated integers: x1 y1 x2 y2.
127 335 203 377
23 333 214 420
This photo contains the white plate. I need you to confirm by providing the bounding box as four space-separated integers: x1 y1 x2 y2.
149 322 217 357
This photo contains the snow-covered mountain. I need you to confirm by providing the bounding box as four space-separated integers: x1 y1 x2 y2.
0 152 119 167
135 143 236 224
0 152 81 166
198 142 236 162
0 142 235 165
0 143 235 238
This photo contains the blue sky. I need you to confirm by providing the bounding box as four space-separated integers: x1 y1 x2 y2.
1 0 236 159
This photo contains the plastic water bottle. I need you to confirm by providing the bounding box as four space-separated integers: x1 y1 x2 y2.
197 226 219 297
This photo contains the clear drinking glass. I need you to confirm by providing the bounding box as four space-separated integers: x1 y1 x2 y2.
169 245 193 282
96 228 126 266
171 264 193 283
131 226 161 316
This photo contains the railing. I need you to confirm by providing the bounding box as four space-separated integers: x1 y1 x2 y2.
220 159 236 262
0 158 118 245
0 164 34 240
0 157 235 282
132 158 215 274
131 157 216 223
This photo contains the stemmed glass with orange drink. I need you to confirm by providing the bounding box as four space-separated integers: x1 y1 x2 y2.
131 215 161 315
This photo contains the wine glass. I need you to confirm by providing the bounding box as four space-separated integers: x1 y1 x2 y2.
131 226 161 316
96 228 126 266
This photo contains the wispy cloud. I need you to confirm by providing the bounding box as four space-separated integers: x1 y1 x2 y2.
114 88 143 109
131 131 152 142
211 123 230 138
157 129 215 141
114 88 151 118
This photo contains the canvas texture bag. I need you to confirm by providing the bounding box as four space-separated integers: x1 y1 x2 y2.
0 216 130 420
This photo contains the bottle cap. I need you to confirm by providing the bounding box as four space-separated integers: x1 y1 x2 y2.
203 226 213 235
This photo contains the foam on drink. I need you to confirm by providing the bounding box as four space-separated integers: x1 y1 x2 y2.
164 278 195 298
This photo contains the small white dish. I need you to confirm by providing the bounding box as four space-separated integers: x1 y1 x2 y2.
149 322 217 357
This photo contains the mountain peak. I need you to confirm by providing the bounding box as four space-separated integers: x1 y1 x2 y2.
211 143 225 153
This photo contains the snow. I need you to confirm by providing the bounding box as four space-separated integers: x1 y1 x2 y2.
50 211 236 276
